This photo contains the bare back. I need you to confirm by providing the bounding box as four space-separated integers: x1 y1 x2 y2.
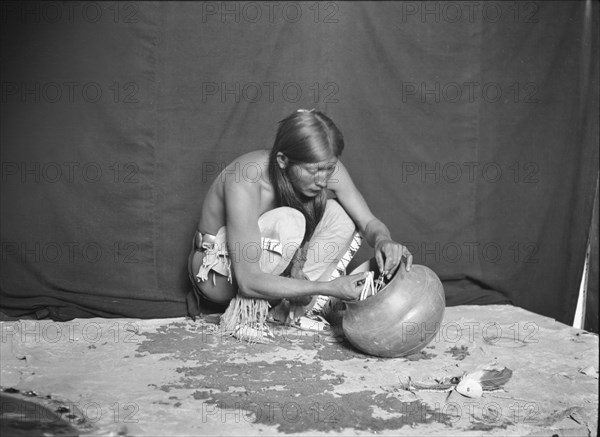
198 149 276 235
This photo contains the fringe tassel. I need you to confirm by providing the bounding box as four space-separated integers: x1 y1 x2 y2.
220 294 272 343
312 231 363 314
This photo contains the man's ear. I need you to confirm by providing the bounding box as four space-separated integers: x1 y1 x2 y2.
276 152 288 169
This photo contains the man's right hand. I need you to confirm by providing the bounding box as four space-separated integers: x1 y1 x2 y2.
330 272 370 301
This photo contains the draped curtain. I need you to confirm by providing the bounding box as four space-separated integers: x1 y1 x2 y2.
1 1 598 327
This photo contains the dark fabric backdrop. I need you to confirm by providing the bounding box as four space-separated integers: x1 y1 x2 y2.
1 2 598 325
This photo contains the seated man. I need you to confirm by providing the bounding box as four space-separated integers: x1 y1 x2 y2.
188 109 413 338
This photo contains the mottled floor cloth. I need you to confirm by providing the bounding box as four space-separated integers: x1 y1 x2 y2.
1 305 597 436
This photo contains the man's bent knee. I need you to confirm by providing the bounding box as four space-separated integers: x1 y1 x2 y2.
258 207 306 272
258 207 305 246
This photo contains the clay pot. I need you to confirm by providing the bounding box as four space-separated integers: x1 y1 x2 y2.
342 259 445 358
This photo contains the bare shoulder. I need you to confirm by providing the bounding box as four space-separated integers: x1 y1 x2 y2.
199 151 269 233
230 149 270 169
327 159 376 230
222 149 272 200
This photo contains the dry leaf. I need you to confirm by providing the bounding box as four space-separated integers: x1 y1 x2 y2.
462 365 513 390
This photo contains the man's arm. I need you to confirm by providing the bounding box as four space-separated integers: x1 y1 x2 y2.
223 171 367 300
328 161 413 277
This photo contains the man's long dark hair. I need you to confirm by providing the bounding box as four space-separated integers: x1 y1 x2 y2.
268 110 345 243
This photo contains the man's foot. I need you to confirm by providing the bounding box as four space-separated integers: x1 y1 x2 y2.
267 299 290 324
290 313 329 333
267 299 330 333
317 297 346 327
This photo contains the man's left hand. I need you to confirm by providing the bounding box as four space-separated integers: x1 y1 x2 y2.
374 239 413 278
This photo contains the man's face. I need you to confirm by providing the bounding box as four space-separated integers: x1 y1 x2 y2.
287 158 338 198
